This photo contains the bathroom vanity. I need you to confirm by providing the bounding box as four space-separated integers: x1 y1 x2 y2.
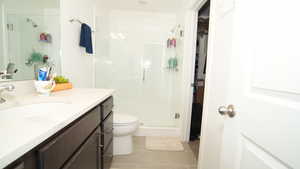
0 89 114 169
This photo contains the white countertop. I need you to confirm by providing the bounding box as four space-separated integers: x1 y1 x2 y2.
0 88 114 169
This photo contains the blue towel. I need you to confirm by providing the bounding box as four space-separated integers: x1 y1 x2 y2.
79 23 93 54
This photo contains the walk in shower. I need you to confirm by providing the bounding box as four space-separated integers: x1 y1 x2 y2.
95 2 184 135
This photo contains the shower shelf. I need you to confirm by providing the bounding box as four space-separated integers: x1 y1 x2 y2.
165 66 179 72
39 40 51 43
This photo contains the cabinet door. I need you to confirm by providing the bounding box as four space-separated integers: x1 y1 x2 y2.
62 130 99 169
102 112 113 151
38 106 101 169
101 97 113 120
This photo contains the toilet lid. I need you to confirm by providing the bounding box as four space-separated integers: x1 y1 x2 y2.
114 114 138 125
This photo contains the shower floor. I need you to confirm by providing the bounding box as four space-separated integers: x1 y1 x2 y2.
111 137 198 169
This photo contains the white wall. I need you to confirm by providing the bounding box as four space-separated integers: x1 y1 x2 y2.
182 0 198 8
175 0 198 139
60 0 96 88
59 0 191 131
0 4 4 71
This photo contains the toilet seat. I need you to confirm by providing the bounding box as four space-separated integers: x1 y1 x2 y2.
114 114 138 126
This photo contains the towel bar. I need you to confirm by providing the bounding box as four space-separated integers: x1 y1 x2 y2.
69 19 96 32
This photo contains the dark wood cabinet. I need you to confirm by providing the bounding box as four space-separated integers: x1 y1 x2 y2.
7 152 37 169
5 96 114 169
62 129 99 169
100 97 114 169
102 141 113 169
101 97 113 121
102 112 113 150
37 106 101 169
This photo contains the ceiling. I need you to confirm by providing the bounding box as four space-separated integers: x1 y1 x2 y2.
99 0 184 12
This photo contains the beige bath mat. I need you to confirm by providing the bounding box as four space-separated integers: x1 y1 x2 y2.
146 136 184 151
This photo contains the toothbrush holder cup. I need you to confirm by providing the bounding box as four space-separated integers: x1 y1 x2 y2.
34 80 56 96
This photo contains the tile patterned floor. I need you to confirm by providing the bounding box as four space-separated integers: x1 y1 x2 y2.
111 137 199 169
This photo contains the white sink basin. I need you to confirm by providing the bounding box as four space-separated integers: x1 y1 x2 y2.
0 103 73 123
0 103 77 169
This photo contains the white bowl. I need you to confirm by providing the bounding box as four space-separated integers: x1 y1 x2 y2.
34 80 56 96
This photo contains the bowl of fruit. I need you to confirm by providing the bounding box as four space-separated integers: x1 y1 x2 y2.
52 76 73 92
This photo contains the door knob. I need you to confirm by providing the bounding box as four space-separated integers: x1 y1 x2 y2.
218 105 236 118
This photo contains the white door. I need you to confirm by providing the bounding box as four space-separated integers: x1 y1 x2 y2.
214 0 300 169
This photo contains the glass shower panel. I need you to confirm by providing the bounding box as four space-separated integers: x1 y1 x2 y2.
140 43 174 127
96 10 178 127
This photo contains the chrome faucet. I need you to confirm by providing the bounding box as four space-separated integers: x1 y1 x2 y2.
0 84 15 103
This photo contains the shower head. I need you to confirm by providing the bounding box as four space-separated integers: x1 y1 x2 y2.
26 18 38 28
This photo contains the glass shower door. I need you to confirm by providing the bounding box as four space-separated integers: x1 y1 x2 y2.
95 10 178 128
139 43 175 127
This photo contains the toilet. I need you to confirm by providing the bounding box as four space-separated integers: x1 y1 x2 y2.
113 113 139 155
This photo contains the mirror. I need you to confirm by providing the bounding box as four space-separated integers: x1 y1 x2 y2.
0 0 61 81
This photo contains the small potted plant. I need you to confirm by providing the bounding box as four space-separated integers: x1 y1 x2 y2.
52 76 73 92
